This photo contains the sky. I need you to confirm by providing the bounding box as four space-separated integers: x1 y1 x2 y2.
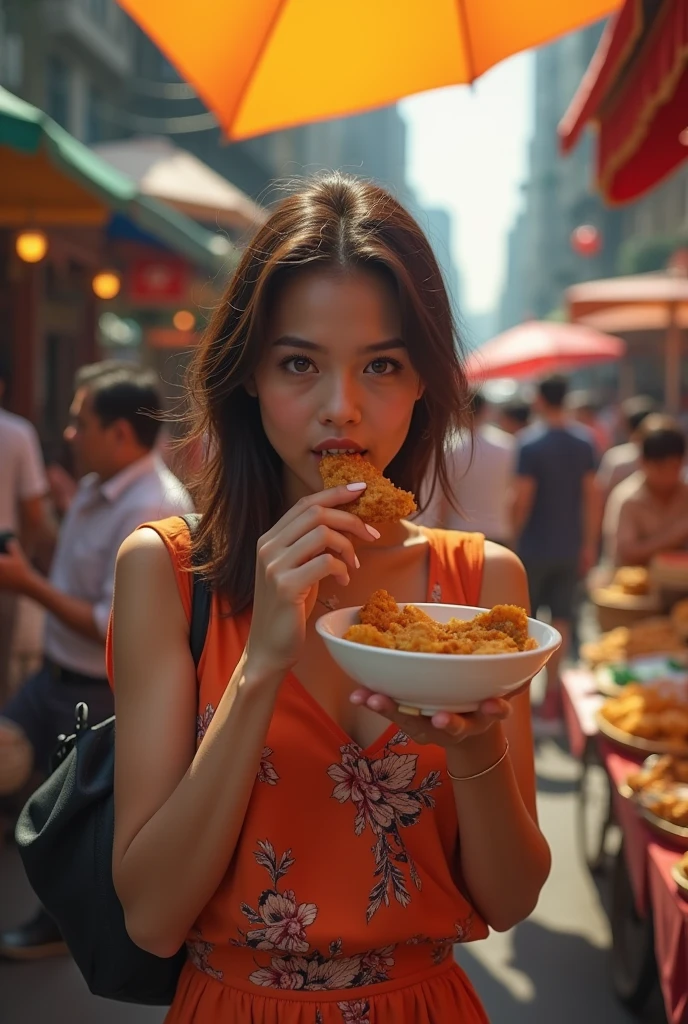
400 52 534 319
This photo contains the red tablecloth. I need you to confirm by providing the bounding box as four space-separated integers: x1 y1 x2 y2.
561 667 688 1024
561 666 604 759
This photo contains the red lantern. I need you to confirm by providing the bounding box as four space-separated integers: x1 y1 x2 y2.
571 224 602 257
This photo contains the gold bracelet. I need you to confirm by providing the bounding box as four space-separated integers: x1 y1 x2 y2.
446 739 510 782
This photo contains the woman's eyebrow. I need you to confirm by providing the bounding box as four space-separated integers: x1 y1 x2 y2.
271 336 406 353
360 339 405 353
272 336 322 350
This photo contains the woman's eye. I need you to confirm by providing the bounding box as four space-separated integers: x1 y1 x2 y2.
283 355 315 374
366 358 400 375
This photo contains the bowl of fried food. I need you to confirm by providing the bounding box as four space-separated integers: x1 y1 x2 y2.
597 685 688 755
315 590 561 714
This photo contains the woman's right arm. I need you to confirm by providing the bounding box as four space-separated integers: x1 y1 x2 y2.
112 485 374 958
111 528 283 958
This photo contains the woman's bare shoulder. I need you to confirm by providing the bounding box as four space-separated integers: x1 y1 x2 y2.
481 542 529 610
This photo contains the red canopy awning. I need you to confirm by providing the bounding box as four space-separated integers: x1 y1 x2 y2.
558 0 688 203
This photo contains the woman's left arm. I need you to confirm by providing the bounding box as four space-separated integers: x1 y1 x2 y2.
444 542 550 930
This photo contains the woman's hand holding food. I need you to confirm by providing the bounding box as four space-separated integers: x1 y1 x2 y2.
246 483 378 679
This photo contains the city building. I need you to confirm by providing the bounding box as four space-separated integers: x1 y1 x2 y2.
498 22 623 331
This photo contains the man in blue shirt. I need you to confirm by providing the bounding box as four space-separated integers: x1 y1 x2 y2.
512 376 598 732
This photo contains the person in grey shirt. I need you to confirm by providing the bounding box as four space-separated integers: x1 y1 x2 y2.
0 363 193 959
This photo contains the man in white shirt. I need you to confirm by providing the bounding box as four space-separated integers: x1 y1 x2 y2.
0 363 193 959
417 392 515 545
0 358 53 703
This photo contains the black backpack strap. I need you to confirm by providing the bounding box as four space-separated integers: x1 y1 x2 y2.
181 513 211 670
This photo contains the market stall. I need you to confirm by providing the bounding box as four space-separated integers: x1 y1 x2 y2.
561 569 688 1020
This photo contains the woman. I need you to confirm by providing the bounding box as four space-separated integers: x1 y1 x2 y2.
110 174 551 1024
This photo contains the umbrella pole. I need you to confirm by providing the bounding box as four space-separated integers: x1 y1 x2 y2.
665 303 681 415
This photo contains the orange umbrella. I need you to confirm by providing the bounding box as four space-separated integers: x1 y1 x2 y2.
118 0 621 140
466 321 625 382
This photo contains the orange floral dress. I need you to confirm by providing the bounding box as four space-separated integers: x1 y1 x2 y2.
114 517 493 1024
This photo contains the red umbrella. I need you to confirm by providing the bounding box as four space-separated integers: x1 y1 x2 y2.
465 321 625 382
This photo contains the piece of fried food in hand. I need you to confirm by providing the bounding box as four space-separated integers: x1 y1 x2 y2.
319 453 417 522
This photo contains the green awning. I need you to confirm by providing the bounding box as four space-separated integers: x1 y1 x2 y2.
0 86 233 271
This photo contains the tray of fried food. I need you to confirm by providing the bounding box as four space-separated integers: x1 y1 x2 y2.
582 616 687 668
343 590 539 655
626 754 688 796
319 454 417 523
625 755 688 846
671 850 688 894
597 684 688 755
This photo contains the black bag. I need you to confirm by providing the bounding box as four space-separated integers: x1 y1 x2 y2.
14 513 211 1005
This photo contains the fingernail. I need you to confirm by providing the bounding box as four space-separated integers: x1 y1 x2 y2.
350 692 364 704
347 482 366 491
432 713 449 728
368 696 384 710
354 555 361 569
365 524 381 539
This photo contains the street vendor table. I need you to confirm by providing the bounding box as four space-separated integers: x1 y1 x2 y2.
561 668 688 1023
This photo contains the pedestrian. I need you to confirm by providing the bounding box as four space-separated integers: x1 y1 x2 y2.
0 356 54 704
511 375 598 733
596 394 657 501
604 416 688 566
0 363 194 959
566 390 612 457
498 397 531 436
108 174 550 1024
417 390 515 545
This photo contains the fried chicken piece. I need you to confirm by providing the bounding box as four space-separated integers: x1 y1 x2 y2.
319 453 417 522
393 622 457 653
397 604 435 628
470 637 520 655
469 605 530 650
342 588 539 655
359 589 402 631
658 709 688 739
343 624 396 649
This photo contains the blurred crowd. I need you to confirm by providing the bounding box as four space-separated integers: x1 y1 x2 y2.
417 377 688 735
1 352 687 957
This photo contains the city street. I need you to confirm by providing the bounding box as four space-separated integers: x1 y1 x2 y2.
0 736 667 1024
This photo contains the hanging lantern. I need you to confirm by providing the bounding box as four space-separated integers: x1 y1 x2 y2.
15 230 48 263
571 224 602 257
92 270 122 300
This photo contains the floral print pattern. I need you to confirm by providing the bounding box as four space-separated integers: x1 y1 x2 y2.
196 702 215 743
186 929 224 981
328 737 441 921
337 1000 371 1023
233 840 396 991
258 747 280 785
407 912 475 964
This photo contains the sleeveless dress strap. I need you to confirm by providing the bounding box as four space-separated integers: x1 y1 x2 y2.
424 528 485 607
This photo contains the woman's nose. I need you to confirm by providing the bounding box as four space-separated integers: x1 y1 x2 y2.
319 376 362 426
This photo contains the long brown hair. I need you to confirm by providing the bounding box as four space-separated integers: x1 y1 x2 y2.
185 173 471 612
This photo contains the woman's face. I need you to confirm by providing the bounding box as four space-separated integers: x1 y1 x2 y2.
252 267 423 503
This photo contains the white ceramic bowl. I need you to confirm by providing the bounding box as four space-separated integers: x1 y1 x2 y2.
315 604 562 714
